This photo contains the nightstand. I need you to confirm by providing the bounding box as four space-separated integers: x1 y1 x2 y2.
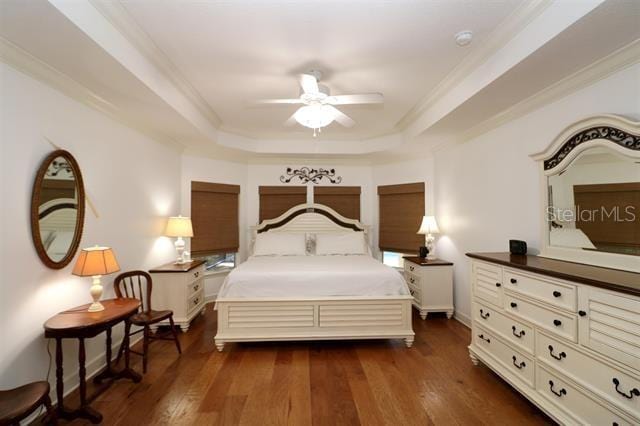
403 256 454 320
149 260 206 331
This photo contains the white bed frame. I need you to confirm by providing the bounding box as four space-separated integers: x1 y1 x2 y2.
214 203 415 351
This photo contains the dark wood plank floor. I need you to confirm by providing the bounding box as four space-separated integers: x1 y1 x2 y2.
61 305 553 425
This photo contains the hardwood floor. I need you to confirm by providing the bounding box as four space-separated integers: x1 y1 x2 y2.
61 305 553 426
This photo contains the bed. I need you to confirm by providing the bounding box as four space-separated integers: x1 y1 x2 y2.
214 203 414 351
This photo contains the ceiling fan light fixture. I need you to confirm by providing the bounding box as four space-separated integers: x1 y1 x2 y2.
294 105 335 135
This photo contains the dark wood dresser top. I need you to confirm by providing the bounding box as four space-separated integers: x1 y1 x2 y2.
149 259 205 273
403 257 453 266
466 252 640 297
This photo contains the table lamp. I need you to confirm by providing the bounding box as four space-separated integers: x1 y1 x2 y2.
165 215 194 264
72 246 120 312
417 216 440 259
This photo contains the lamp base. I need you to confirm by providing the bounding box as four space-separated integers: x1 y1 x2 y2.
88 301 105 312
425 234 436 260
88 276 104 312
174 237 186 264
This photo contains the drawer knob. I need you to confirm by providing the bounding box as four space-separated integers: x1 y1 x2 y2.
193 298 199 305
510 278 517 284
194 284 199 291
578 310 587 317
511 355 526 369
410 277 415 284
511 325 525 338
548 380 567 397
510 302 518 308
553 319 562 327
553 291 561 298
548 345 566 361
409 266 414 271
495 282 501 287
478 334 490 343
612 378 640 399
480 309 490 320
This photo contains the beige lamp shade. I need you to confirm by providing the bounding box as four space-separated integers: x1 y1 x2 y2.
417 216 440 235
165 216 194 238
72 246 120 277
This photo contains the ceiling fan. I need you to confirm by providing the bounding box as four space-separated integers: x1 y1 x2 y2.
256 70 384 136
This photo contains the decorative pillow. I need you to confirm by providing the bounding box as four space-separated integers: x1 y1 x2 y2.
315 232 367 255
253 232 307 256
305 233 317 255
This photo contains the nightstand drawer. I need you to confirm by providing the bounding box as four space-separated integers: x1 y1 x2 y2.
405 272 421 287
408 285 421 304
189 279 204 296
188 265 205 284
187 289 205 315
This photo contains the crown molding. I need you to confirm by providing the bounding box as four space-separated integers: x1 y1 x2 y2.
88 0 222 128
395 0 552 130
0 37 184 153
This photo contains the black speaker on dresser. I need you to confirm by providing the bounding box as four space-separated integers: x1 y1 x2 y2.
509 240 527 255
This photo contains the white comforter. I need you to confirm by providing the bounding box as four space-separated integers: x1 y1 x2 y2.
217 255 409 298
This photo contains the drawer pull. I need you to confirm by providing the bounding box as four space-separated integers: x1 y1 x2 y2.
552 291 561 298
553 319 562 327
548 380 567 397
193 298 200 306
578 310 587 317
612 378 640 399
511 356 526 369
495 282 501 287
510 302 518 308
478 334 490 343
194 271 200 278
510 278 517 284
548 345 566 361
409 288 415 296
479 309 490 319
409 266 414 271
511 325 525 338
409 277 416 284
193 284 199 292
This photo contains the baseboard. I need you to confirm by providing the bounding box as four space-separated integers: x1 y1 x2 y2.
205 293 218 304
453 311 471 328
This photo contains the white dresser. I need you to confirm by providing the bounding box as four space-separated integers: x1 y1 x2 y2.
403 257 454 320
149 260 206 332
468 253 640 425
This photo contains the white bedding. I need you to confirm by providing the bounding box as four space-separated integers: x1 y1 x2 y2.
217 255 409 298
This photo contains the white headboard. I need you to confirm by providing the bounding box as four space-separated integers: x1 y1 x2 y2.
250 203 370 245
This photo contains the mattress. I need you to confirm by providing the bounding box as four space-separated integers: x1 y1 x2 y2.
217 254 409 298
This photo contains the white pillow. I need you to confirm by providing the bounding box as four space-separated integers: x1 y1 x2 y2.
315 232 367 255
253 232 307 256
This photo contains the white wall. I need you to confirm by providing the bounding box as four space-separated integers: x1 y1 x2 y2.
433 63 640 325
0 63 181 396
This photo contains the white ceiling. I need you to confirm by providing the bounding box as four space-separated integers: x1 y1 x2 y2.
119 0 524 140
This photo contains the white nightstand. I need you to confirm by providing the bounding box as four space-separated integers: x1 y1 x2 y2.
403 256 454 320
149 260 206 332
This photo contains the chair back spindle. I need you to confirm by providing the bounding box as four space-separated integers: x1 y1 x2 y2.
114 271 153 313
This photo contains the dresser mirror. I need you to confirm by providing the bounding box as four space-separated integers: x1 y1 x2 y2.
31 150 85 269
532 115 640 272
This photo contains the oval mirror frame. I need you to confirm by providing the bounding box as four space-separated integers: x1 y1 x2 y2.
30 150 85 269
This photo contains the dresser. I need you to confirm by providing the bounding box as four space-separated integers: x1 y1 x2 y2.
403 257 454 320
149 260 206 332
467 252 640 425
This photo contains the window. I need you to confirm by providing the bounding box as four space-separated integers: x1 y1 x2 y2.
377 182 425 254
194 252 236 273
190 181 240 256
259 186 306 222
313 186 361 220
382 251 409 269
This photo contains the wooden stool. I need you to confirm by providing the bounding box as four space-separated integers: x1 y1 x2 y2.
0 381 56 425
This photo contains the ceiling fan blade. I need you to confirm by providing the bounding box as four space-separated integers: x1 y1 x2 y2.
328 106 355 128
300 73 319 94
284 112 298 127
328 93 384 105
254 98 303 105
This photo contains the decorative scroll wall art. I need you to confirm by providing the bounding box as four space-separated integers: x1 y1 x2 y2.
544 125 640 170
280 167 343 184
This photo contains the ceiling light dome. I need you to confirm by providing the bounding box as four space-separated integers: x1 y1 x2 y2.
294 105 335 136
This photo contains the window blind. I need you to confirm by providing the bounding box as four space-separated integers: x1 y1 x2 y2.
314 186 361 220
377 182 425 253
190 181 240 255
259 186 307 222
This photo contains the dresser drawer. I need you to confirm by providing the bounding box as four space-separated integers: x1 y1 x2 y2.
579 287 640 371
405 272 421 288
504 269 577 312
537 365 633 426
187 288 204 315
404 262 419 274
474 326 534 387
189 279 204 297
473 301 534 354
473 261 503 308
537 332 640 419
504 294 577 342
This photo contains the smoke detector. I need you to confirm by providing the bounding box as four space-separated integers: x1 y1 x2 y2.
455 30 473 47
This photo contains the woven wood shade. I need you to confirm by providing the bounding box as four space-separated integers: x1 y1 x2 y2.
377 182 425 253
314 186 361 220
190 181 240 255
259 186 307 222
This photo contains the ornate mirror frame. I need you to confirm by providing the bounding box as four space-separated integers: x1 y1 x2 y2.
30 149 86 269
530 114 640 272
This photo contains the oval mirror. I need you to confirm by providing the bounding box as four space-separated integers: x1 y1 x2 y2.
31 150 85 269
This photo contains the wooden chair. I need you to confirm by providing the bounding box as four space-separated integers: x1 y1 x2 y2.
114 271 181 374
0 381 56 425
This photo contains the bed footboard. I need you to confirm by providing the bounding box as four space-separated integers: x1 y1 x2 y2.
214 296 414 351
